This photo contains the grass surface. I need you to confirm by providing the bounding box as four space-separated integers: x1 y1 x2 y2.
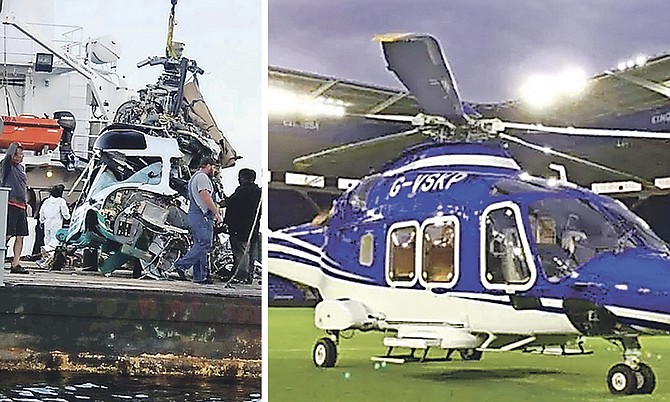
268 307 670 401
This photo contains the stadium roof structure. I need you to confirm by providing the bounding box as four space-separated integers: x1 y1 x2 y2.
269 54 670 194
269 66 420 117
488 52 670 126
269 52 670 126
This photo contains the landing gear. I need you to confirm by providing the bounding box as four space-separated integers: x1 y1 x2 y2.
459 348 483 361
313 337 338 367
607 364 637 395
635 363 656 394
606 337 656 395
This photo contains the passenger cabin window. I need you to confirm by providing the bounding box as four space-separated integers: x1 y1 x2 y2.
420 218 458 287
481 203 534 290
386 223 419 285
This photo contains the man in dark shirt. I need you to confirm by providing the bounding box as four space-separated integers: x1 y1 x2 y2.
1 142 29 273
224 168 261 284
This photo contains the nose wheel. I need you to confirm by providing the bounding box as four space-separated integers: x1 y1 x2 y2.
606 337 656 395
313 331 339 368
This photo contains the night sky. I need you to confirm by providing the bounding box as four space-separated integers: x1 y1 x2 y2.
270 0 670 103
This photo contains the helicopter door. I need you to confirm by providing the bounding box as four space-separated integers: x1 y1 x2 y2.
386 221 420 287
480 201 537 292
419 216 459 288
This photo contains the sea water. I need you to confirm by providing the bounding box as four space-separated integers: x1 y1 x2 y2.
0 372 261 402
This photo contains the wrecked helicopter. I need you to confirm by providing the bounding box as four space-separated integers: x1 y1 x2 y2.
50 32 239 280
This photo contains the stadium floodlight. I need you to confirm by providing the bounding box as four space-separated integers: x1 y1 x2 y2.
558 68 587 96
269 86 347 118
616 55 648 72
520 67 587 109
519 74 557 109
635 55 648 67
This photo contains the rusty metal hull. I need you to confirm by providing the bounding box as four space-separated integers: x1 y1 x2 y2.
0 270 261 378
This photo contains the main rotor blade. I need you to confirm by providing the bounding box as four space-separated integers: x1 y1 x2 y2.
358 113 415 123
377 33 466 124
499 133 656 187
500 121 670 140
293 128 420 166
356 113 456 129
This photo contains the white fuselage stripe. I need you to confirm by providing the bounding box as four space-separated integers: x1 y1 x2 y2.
383 155 520 176
269 255 579 334
269 242 374 282
269 244 321 265
271 230 324 255
606 305 670 326
540 298 564 309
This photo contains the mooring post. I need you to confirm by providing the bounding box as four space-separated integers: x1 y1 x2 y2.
0 187 9 287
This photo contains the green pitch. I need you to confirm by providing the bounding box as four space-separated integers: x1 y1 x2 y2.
269 307 670 401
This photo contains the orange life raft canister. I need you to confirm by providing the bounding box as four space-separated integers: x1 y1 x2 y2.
0 114 63 151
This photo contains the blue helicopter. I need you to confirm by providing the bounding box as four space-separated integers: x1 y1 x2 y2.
268 33 670 395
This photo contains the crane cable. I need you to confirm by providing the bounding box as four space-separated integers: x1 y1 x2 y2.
3 24 11 115
1 24 16 116
165 0 178 58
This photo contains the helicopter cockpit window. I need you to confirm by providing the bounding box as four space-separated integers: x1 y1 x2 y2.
420 217 458 287
350 174 380 211
386 222 419 286
88 156 163 196
528 198 641 281
482 203 533 289
602 200 670 254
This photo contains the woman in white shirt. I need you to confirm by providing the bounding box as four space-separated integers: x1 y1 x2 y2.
39 184 70 251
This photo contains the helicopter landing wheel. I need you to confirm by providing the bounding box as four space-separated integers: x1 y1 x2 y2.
634 363 656 394
459 348 482 361
607 364 637 395
313 337 337 368
607 363 656 395
607 336 656 395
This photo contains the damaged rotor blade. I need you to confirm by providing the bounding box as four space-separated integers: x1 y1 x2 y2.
183 79 239 168
500 121 670 140
293 128 420 166
499 133 656 188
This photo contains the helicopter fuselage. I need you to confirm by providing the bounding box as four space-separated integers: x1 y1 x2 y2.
269 142 670 340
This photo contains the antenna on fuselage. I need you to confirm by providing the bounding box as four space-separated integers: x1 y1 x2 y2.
549 163 568 183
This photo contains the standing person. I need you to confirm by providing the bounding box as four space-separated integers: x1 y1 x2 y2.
1 142 29 273
39 184 70 251
224 168 261 284
173 157 222 284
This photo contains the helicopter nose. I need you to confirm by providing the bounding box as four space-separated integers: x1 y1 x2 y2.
566 249 670 332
